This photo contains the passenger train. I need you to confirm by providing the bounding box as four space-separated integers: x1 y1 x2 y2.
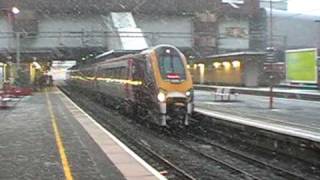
67 45 194 126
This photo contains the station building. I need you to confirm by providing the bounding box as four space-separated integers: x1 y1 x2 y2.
189 52 265 87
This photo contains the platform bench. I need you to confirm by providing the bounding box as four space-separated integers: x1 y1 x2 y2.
0 96 11 109
212 88 239 101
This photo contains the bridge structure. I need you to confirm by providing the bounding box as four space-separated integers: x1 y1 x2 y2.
0 0 259 61
0 0 260 86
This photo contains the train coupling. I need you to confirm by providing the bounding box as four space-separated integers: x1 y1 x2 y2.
184 102 193 126
159 102 167 126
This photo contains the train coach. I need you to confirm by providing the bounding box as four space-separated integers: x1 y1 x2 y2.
67 45 194 126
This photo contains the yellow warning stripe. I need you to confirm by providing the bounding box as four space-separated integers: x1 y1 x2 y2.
45 89 73 180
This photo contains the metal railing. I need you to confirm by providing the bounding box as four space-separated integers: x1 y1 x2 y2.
0 30 194 49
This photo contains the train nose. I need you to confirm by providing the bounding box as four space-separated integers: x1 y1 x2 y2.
160 91 193 126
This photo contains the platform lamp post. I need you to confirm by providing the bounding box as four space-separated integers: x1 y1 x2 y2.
315 20 320 89
1 6 20 83
0 6 19 16
315 20 320 49
11 7 21 70
267 0 275 109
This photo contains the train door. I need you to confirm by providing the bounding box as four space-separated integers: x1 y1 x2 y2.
132 58 158 119
125 59 134 101
132 60 145 101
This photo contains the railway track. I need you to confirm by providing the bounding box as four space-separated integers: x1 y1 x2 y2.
60 85 317 179
99 119 196 180
166 135 261 180
187 115 319 180
59 86 195 180
61 86 262 179
186 133 305 180
190 113 320 179
160 125 303 180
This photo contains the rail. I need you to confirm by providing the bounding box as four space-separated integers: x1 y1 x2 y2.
59 86 196 180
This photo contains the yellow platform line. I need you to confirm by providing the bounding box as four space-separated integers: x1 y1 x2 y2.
45 89 74 180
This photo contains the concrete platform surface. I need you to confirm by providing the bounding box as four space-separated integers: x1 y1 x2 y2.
0 88 164 180
195 84 320 95
194 84 320 101
195 90 320 142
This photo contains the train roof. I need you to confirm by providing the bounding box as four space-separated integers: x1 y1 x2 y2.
71 45 186 70
96 53 145 66
69 49 144 70
94 49 142 60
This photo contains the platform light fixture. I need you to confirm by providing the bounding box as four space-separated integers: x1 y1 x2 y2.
11 7 20 15
213 62 221 69
232 60 241 68
198 64 205 72
198 64 205 84
223 61 231 69
193 64 198 69
0 6 20 15
32 61 41 69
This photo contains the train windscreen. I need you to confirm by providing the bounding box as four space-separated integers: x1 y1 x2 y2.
157 47 186 81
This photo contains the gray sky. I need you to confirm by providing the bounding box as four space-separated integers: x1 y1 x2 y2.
288 0 320 14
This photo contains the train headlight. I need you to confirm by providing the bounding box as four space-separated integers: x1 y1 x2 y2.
157 92 166 102
186 91 191 96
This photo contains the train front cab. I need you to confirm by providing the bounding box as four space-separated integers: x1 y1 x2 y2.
150 45 194 126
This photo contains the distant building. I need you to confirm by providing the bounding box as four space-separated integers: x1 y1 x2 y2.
249 8 320 61
260 0 288 11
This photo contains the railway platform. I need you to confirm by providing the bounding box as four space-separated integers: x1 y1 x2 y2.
0 87 164 180
194 84 320 101
194 90 320 142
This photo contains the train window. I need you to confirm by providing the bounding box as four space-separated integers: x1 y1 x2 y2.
108 69 112 78
109 69 112 78
98 69 103 78
104 69 109 78
120 67 126 79
118 68 122 79
157 48 186 80
88 70 92 77
116 68 121 79
132 61 145 81
114 69 117 79
112 68 117 78
98 68 103 78
114 68 118 78
107 69 111 77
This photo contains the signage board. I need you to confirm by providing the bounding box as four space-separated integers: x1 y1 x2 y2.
286 48 318 83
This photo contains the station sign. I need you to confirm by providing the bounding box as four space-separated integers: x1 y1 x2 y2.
286 48 318 84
